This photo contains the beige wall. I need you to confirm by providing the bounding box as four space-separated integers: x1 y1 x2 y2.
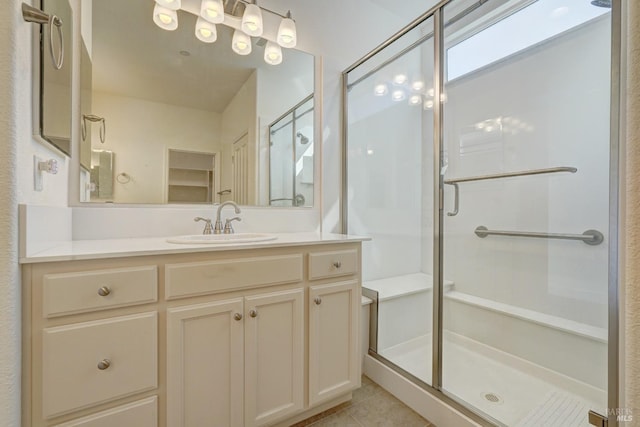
625 2 640 422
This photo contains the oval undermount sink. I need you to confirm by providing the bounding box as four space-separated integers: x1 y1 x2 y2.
167 233 278 244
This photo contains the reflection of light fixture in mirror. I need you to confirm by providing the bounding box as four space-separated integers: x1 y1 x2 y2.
242 0 264 37
195 18 217 43
391 90 406 102
200 0 224 23
264 41 282 65
411 80 425 92
232 30 252 55
408 95 422 106
424 99 434 109
277 11 297 48
427 88 435 97
374 83 388 96
393 73 408 85
155 0 181 10
153 4 178 30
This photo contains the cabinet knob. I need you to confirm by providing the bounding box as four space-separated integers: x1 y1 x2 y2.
97 359 111 370
234 313 243 321
333 261 342 269
249 309 257 318
314 297 322 305
98 286 111 297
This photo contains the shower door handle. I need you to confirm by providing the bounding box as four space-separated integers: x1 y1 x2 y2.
446 182 459 216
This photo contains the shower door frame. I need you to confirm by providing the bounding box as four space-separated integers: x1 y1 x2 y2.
341 0 623 425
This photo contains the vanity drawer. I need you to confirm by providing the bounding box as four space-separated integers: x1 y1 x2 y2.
165 254 303 299
308 250 358 280
42 312 158 418
53 396 158 427
43 266 158 318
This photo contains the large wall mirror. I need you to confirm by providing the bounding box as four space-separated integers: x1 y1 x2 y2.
79 0 315 207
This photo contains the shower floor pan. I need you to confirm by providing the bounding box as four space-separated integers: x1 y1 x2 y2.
379 331 605 426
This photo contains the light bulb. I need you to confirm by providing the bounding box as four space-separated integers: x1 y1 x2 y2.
393 73 407 85
391 90 406 102
195 17 217 43
264 41 282 65
411 80 425 91
373 83 388 96
232 30 252 55
155 0 181 11
200 0 224 23
153 4 178 31
241 2 263 37
277 11 297 48
408 95 422 106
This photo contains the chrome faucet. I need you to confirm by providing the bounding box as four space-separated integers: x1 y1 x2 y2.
214 201 242 234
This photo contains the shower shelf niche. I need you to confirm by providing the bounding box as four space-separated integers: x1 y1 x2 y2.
444 166 577 216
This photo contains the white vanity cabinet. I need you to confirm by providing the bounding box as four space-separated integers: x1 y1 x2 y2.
22 241 362 427
166 289 304 427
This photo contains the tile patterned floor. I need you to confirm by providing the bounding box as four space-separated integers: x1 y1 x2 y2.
292 376 434 427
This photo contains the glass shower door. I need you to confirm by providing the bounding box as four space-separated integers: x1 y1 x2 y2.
440 1 612 425
346 17 437 386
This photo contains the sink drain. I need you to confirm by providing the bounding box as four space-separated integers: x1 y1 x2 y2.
482 392 503 404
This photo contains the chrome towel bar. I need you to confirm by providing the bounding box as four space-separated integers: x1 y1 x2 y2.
474 226 604 246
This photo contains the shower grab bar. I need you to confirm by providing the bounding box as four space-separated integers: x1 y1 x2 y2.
474 226 604 245
444 167 577 216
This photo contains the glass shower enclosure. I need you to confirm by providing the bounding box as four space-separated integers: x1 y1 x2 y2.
344 0 619 425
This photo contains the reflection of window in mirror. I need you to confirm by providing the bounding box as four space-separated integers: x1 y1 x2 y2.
78 0 315 207
40 0 73 155
268 95 314 208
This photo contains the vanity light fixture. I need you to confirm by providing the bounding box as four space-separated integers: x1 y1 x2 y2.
241 0 263 37
232 30 252 55
392 73 408 85
411 80 425 92
277 11 297 48
156 0 181 10
152 0 298 65
195 17 217 43
200 0 224 23
264 41 282 65
408 94 422 106
153 4 178 30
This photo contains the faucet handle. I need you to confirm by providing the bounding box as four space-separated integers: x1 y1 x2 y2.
224 217 242 234
194 217 213 235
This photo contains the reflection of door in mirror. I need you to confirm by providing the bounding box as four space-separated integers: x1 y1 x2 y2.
231 134 250 205
40 0 73 155
269 95 314 207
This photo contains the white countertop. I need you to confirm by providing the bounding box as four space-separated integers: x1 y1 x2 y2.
20 232 370 264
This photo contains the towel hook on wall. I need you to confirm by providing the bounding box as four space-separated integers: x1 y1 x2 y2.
22 3 64 70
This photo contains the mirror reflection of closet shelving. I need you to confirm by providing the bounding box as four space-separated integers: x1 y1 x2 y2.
167 149 219 204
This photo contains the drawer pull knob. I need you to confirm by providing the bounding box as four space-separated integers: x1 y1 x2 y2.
333 261 342 269
97 359 111 370
249 309 257 318
97 286 111 297
234 313 243 321
314 297 322 305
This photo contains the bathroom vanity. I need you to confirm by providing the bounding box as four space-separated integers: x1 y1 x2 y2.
21 234 364 427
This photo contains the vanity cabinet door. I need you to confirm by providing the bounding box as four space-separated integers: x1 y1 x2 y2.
309 281 360 406
166 299 244 427
244 288 304 427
